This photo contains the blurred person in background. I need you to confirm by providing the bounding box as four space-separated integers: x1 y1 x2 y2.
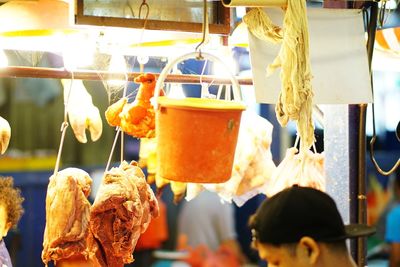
177 190 247 266
0 177 24 267
385 169 400 267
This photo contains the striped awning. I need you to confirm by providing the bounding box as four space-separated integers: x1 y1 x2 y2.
375 27 400 54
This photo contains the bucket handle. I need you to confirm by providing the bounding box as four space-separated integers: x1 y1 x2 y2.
154 51 242 110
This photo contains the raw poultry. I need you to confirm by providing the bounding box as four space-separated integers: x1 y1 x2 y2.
61 79 103 143
105 73 163 138
0 116 11 154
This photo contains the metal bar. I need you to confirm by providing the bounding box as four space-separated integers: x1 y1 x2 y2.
348 105 358 263
367 1 378 70
357 103 368 267
353 2 378 266
0 66 254 85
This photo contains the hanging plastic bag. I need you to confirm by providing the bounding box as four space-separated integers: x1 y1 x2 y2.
206 111 276 206
266 147 325 197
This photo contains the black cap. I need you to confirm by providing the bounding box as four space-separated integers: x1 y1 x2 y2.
250 186 375 245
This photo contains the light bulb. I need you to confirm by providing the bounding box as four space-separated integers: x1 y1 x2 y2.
62 35 95 70
107 52 128 87
137 55 149 65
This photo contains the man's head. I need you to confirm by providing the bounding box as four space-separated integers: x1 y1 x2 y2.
249 186 375 266
0 177 24 238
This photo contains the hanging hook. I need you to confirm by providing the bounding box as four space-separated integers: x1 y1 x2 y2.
370 136 400 176
369 86 399 176
369 103 400 176
195 0 209 60
139 0 150 28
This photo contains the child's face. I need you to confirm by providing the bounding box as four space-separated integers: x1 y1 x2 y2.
0 204 11 238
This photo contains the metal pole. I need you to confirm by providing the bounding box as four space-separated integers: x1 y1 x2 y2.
357 103 368 267
351 2 378 266
0 66 254 85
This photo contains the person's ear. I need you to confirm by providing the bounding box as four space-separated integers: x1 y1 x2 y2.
298 236 320 264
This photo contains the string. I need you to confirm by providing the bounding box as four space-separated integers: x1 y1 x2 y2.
120 72 129 163
105 128 122 173
293 134 300 150
104 4 149 172
53 71 74 176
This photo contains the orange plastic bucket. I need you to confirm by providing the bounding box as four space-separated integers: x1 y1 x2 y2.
156 97 246 183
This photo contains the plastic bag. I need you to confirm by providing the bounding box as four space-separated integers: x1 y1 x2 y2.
206 111 276 206
266 147 325 197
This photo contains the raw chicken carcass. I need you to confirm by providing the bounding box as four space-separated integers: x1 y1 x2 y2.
42 168 93 265
119 73 162 138
0 116 11 154
90 161 159 267
105 97 127 127
62 79 103 143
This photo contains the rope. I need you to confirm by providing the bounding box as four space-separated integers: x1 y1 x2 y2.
243 2 315 153
104 4 149 172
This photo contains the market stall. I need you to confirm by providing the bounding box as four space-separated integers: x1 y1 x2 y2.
0 0 398 267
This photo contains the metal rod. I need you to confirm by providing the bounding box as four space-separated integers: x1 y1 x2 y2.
0 66 253 85
357 103 368 267
354 2 378 266
367 2 378 70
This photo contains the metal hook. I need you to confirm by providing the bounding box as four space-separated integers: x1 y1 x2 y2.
369 98 399 176
195 0 209 60
369 136 400 176
139 0 149 28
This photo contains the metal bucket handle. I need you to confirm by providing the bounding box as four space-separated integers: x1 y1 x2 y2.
153 51 242 110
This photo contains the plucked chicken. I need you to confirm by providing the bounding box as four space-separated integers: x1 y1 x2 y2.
105 73 164 138
62 79 103 143
105 97 127 127
0 116 11 154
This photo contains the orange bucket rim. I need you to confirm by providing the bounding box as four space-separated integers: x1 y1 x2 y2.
157 96 246 111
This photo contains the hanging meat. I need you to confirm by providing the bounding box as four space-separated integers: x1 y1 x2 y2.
62 79 103 143
42 168 93 266
89 161 159 267
105 97 127 127
105 73 164 138
0 116 11 154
